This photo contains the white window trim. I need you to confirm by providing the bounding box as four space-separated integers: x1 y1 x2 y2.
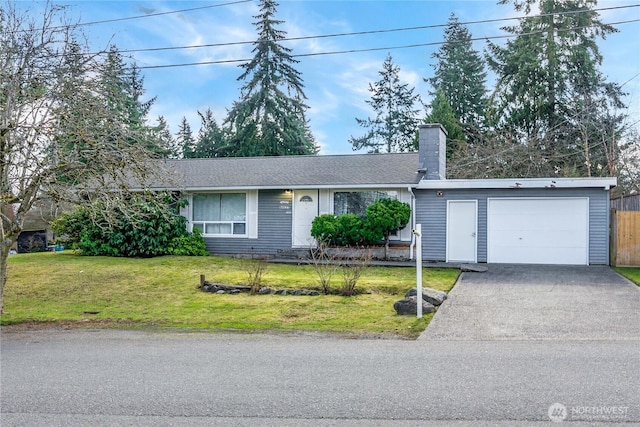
188 190 258 239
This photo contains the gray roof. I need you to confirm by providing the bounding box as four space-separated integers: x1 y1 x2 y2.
151 153 422 190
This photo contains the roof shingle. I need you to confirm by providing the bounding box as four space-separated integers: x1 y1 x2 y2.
153 153 422 190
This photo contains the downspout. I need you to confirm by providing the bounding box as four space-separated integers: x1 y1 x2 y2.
408 187 416 260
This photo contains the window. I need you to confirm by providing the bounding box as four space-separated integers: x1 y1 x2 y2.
192 193 246 235
333 191 398 216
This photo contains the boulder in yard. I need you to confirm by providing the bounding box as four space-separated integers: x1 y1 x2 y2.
405 287 447 306
394 296 436 316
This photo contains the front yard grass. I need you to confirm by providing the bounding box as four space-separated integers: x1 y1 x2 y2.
1 252 459 339
614 267 640 286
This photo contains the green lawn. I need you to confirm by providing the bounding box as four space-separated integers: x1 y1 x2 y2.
614 267 640 286
1 252 459 338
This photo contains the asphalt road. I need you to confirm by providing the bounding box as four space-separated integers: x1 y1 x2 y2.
1 329 638 426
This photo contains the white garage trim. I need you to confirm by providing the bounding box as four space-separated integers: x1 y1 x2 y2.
487 197 589 265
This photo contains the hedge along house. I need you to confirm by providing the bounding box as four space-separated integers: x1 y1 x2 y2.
155 124 616 265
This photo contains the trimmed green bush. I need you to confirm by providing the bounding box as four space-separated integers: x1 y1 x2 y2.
310 198 411 249
310 214 339 245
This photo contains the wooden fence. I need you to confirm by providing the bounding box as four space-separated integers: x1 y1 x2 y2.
611 194 640 211
610 210 640 266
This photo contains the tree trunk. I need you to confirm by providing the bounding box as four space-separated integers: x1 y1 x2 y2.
0 242 11 314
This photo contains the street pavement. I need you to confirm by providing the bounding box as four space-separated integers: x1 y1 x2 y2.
1 265 639 426
2 328 638 426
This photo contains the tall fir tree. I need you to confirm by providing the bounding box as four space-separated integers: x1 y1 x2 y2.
224 0 316 157
349 54 422 153
425 89 465 159
195 109 227 158
487 0 625 176
428 13 488 135
152 116 179 159
98 46 164 156
177 117 196 159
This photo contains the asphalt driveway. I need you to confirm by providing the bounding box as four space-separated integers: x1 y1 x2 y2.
420 264 640 341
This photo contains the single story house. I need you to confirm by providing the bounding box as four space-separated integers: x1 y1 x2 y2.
152 124 616 265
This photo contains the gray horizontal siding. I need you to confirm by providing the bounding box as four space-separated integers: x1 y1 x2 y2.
415 187 611 265
205 190 293 256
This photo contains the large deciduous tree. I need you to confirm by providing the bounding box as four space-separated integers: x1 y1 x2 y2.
0 2 163 312
224 0 316 157
349 54 422 153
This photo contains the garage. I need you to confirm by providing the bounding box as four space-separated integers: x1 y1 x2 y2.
487 197 589 265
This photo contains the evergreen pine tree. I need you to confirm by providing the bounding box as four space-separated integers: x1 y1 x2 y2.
349 54 422 153
195 109 226 158
425 89 466 159
177 117 196 159
487 0 625 176
152 116 179 159
224 0 315 156
98 46 163 156
428 13 488 134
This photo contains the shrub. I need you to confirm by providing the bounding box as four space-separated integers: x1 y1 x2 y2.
310 214 339 245
364 198 411 257
309 239 339 295
338 248 371 296
52 194 207 257
310 198 411 251
335 214 367 246
167 228 209 256
244 256 268 295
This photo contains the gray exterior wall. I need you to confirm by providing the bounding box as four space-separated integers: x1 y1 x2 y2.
415 187 611 265
204 190 293 256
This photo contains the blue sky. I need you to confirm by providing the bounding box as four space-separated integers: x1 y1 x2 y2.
27 1 640 154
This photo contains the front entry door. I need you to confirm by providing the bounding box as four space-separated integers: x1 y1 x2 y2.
293 190 318 247
447 200 477 263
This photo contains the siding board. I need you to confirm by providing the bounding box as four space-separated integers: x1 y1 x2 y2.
205 190 293 256
415 187 610 265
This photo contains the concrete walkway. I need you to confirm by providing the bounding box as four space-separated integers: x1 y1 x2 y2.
420 264 640 341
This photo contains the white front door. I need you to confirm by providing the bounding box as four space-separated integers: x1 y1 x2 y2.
293 190 318 247
447 200 478 263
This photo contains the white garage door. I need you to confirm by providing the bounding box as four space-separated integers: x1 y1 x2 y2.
487 198 589 265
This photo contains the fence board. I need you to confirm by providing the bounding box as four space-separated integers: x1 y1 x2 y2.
611 210 640 266
611 194 640 211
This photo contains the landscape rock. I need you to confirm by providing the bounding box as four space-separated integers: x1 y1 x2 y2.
405 287 447 306
200 282 320 296
394 296 436 316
